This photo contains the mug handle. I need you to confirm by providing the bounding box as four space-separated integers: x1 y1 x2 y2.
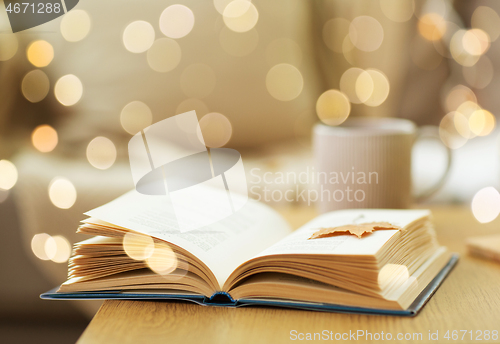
413 125 452 202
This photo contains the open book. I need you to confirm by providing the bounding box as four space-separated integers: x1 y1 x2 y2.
43 190 457 316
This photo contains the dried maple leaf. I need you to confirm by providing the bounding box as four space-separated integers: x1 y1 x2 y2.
309 222 400 239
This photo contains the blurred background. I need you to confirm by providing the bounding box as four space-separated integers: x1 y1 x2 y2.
1 0 500 342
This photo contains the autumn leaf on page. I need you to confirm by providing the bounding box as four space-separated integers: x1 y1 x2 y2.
309 222 400 239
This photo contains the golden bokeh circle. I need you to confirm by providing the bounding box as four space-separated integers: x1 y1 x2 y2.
120 101 153 135
147 38 182 73
86 137 117 170
22 70 50 103
54 74 83 106
316 89 351 126
48 177 77 209
349 16 384 52
380 0 414 23
60 9 91 42
123 21 155 53
159 4 195 39
0 160 18 190
198 112 232 148
223 0 259 33
265 63 303 101
27 40 54 67
32 125 58 153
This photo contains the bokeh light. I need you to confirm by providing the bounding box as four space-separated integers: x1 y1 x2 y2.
364 69 390 107
176 98 209 117
146 243 178 275
159 4 195 39
266 63 303 101
418 13 446 41
220 27 258 57
340 67 366 104
31 125 58 153
471 6 500 42
31 233 52 260
450 30 480 67
122 21 155 53
265 38 302 66
27 40 54 67
355 70 374 104
180 64 216 98
380 0 414 23
349 16 384 52
378 264 409 289
444 85 477 113
323 18 350 53
22 70 50 103
54 74 83 106
123 232 155 260
60 9 91 42
316 90 351 126
214 0 250 15
0 160 18 190
86 137 117 170
198 112 232 148
48 177 77 209
462 55 493 90
223 0 259 33
120 101 153 135
147 38 181 73
471 187 500 223
439 112 468 149
462 29 490 56
0 33 18 61
469 109 495 136
44 235 71 263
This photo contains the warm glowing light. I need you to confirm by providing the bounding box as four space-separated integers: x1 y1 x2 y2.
123 21 155 53
364 69 390 107
355 70 374 104
159 4 195 39
380 0 414 23
342 36 355 65
340 67 366 104
22 70 50 103
439 112 468 149
32 125 58 153
54 74 83 106
0 160 18 190
86 137 117 170
349 16 384 52
469 109 495 136
176 98 209 118
322 18 350 53
378 264 409 289
316 90 351 126
48 177 77 209
453 111 472 139
123 232 155 260
220 27 259 57
450 30 480 67
418 13 446 41
223 0 259 33
265 38 302 66
462 29 490 56
214 0 250 15
471 6 500 42
60 9 91 42
444 85 477 113
198 113 232 148
146 243 178 275
120 101 153 135
27 40 54 67
462 56 493 90
147 38 181 73
45 235 71 263
266 63 303 101
180 64 216 98
31 233 52 260
0 33 18 61
472 187 500 223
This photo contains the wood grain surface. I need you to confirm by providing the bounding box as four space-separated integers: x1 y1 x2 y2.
78 206 500 344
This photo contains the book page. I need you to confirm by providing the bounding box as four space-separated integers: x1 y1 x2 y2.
256 209 430 257
85 190 292 288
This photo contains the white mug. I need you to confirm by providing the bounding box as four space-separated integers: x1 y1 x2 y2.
313 117 451 213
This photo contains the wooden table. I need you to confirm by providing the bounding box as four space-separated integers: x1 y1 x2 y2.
78 206 500 344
